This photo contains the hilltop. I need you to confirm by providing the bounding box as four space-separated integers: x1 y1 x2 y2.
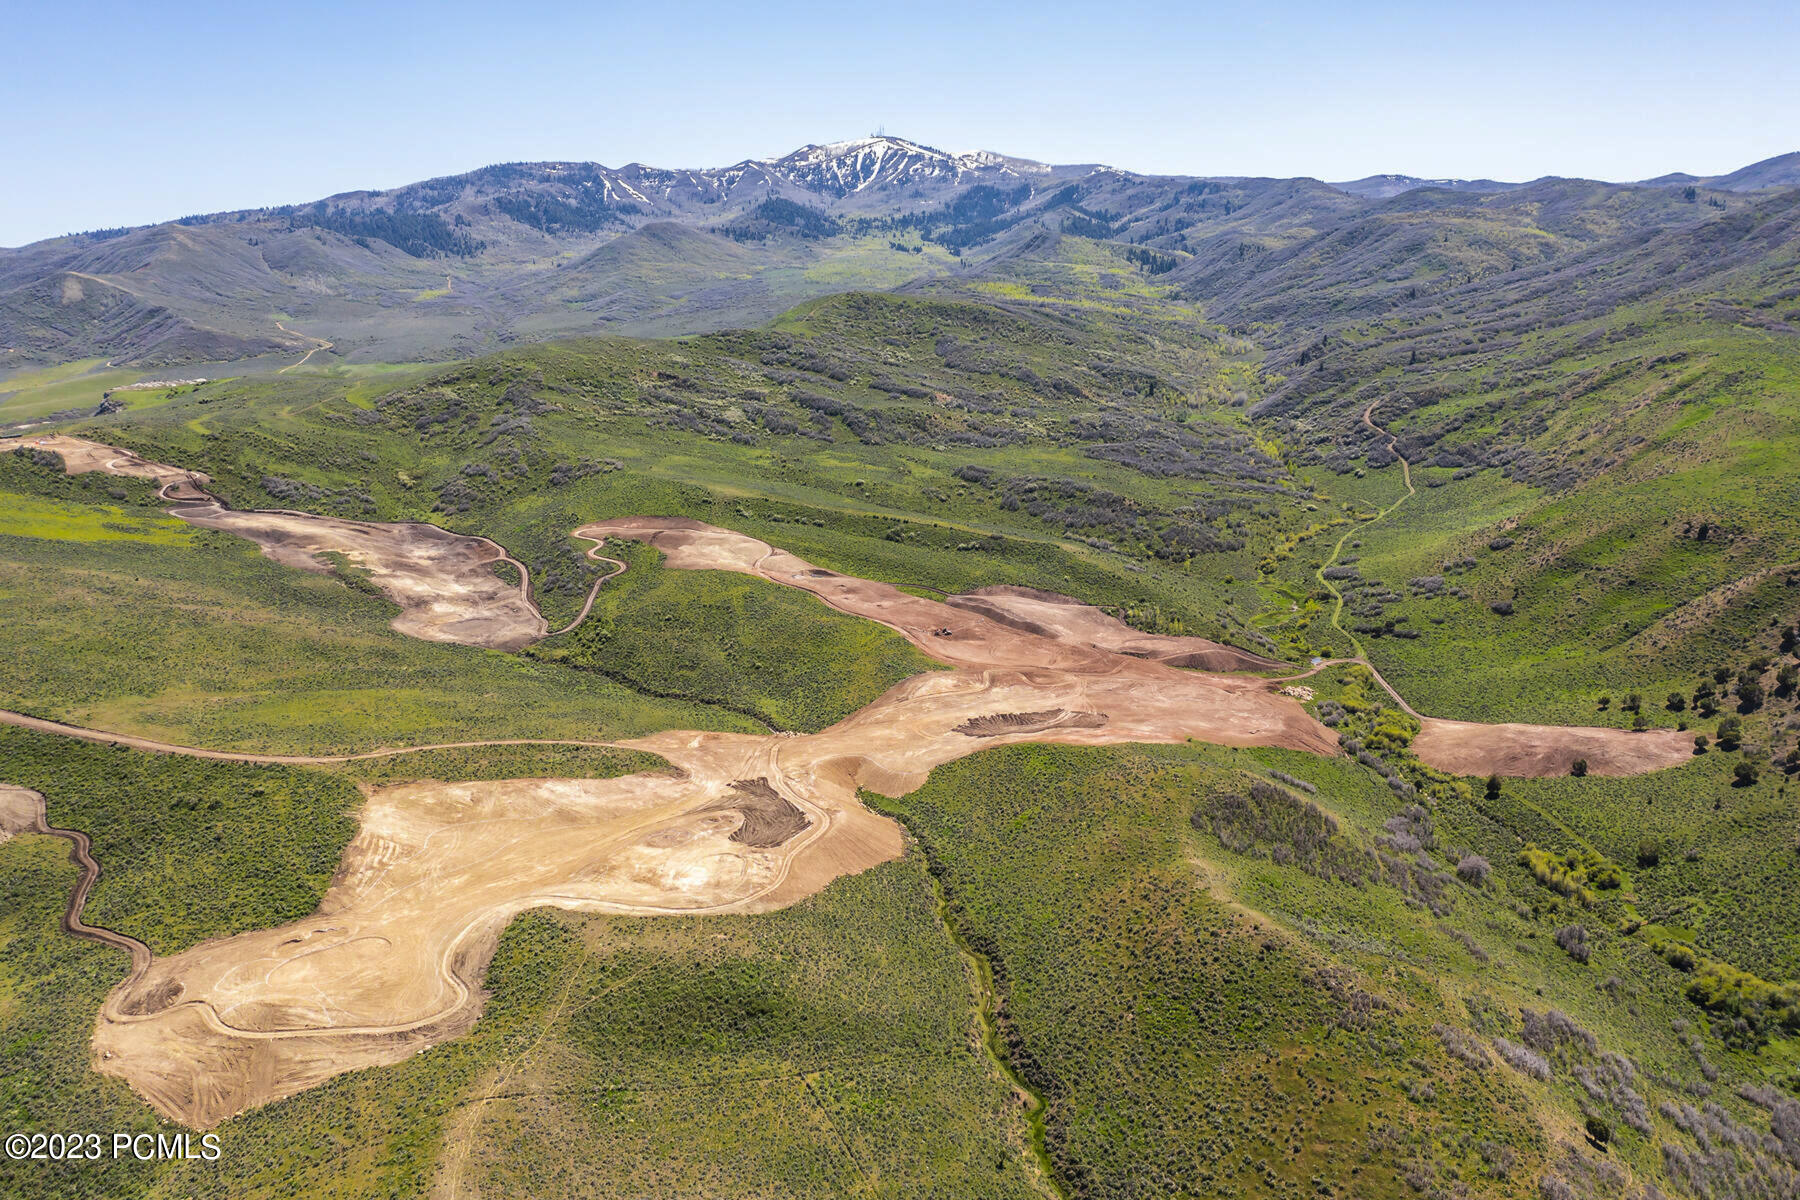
4 137 1797 368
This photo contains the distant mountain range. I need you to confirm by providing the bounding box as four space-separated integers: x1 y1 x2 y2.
2 137 1795 368
1333 151 1800 198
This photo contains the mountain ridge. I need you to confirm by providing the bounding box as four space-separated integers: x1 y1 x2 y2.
3 136 1796 370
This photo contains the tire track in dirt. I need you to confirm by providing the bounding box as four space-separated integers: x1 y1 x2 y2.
551 529 630 636
274 322 332 373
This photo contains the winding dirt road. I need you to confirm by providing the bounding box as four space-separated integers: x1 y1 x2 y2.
0 785 152 979
1315 399 1416 658
0 438 1700 1127
1297 403 1692 776
274 322 332 373
554 530 630 636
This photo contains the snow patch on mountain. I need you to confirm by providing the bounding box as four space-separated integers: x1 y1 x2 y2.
756 136 1049 197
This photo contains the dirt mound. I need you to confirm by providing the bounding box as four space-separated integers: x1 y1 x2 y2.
943 595 1061 639
703 778 812 847
956 709 1108 737
964 584 1088 605
1412 719 1695 777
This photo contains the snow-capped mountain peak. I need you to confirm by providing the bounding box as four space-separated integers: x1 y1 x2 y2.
757 136 1046 197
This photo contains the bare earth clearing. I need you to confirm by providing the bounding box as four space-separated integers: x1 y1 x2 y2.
0 442 1699 1127
1411 719 1693 777
945 584 1291 672
1 435 544 650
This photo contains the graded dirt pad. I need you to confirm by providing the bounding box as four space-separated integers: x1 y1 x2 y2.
1 433 211 499
93 755 899 1128
0 782 43 840
1 434 547 650
947 585 1291 672
1411 719 1696 778
9 492 1697 1126
174 501 547 650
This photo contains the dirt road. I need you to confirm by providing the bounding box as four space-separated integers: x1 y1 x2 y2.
0 708 633 764
0 785 152 978
0 443 1704 1128
1315 399 1416 659
274 321 332 373
554 529 630 636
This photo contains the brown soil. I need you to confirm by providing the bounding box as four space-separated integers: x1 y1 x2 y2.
956 709 1108 737
1 435 545 650
88 610 1345 1128
1279 657 1692 778
1411 719 1695 778
948 585 1291 672
703 778 812 847
0 445 1705 1125
91 757 898 1128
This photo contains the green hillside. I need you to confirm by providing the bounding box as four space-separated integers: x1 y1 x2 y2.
3 149 1799 1200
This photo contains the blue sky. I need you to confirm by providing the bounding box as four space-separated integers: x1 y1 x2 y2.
2 0 1795 246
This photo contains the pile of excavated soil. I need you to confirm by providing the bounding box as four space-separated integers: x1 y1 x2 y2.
703 778 812 847
956 709 1108 737
948 585 1290 673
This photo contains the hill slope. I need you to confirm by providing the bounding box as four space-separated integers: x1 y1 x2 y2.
5 139 1792 368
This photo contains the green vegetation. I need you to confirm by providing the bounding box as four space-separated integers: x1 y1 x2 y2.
5 166 1800 1198
0 726 1040 1199
868 743 1551 1198
875 737 1800 1200
0 728 358 954
1269 277 1800 725
1518 846 1623 905
533 540 942 731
